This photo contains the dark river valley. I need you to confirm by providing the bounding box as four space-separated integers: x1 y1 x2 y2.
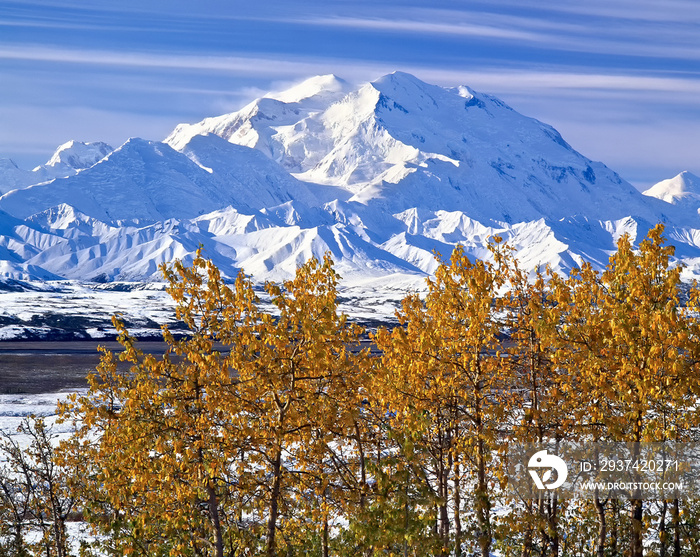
0 341 172 395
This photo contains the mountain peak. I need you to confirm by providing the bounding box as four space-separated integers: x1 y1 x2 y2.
165 75 350 153
266 74 350 104
372 71 430 89
1 142 116 195
677 170 700 188
369 71 444 107
643 171 700 205
45 140 113 170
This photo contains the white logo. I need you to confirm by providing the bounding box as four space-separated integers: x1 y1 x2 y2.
528 450 568 490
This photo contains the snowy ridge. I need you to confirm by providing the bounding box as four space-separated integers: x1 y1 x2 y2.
44 140 113 173
0 136 318 223
0 141 113 195
0 72 700 290
165 75 351 157
644 171 700 212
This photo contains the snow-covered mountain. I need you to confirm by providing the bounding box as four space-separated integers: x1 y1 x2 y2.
0 136 319 223
1 72 699 287
0 141 112 195
166 72 676 225
42 140 113 175
644 171 700 213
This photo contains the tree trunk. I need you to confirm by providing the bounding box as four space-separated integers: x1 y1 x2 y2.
476 436 491 557
53 517 66 557
520 498 533 557
549 492 559 557
454 463 462 557
630 497 643 557
672 498 681 557
322 512 329 557
629 426 643 557
266 449 283 557
659 500 668 557
403 483 409 557
610 498 619 557
355 420 367 511
439 439 450 555
539 493 550 557
207 481 225 557
439 468 450 551
594 491 606 557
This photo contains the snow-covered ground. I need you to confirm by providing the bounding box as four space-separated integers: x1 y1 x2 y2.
0 391 77 440
0 274 414 341
0 281 177 340
0 272 415 434
0 274 412 435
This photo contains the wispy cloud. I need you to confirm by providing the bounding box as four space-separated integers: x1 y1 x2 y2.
0 45 339 75
304 16 542 42
4 44 700 100
400 67 700 104
6 4 700 68
492 0 700 24
2 0 181 18
0 44 405 92
0 17 153 32
300 12 700 63
456 71 700 95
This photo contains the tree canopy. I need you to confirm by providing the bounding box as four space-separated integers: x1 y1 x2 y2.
7 224 693 556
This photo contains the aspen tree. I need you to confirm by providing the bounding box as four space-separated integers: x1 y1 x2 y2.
1 417 74 557
548 225 700 557
59 251 367 557
229 254 365 557
498 263 569 557
0 432 31 557
375 242 511 557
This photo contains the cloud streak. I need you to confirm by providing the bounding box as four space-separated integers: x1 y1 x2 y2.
0 17 155 33
304 17 542 42
3 44 700 97
301 13 700 63
491 0 700 24
0 44 346 75
446 70 700 95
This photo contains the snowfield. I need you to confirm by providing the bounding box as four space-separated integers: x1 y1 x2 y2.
0 391 76 441
0 276 412 341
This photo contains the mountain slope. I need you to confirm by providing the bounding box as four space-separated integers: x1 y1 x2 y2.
0 136 318 223
0 159 31 195
167 71 680 226
0 141 113 195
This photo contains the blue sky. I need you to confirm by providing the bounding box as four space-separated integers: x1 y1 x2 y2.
1 0 699 190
